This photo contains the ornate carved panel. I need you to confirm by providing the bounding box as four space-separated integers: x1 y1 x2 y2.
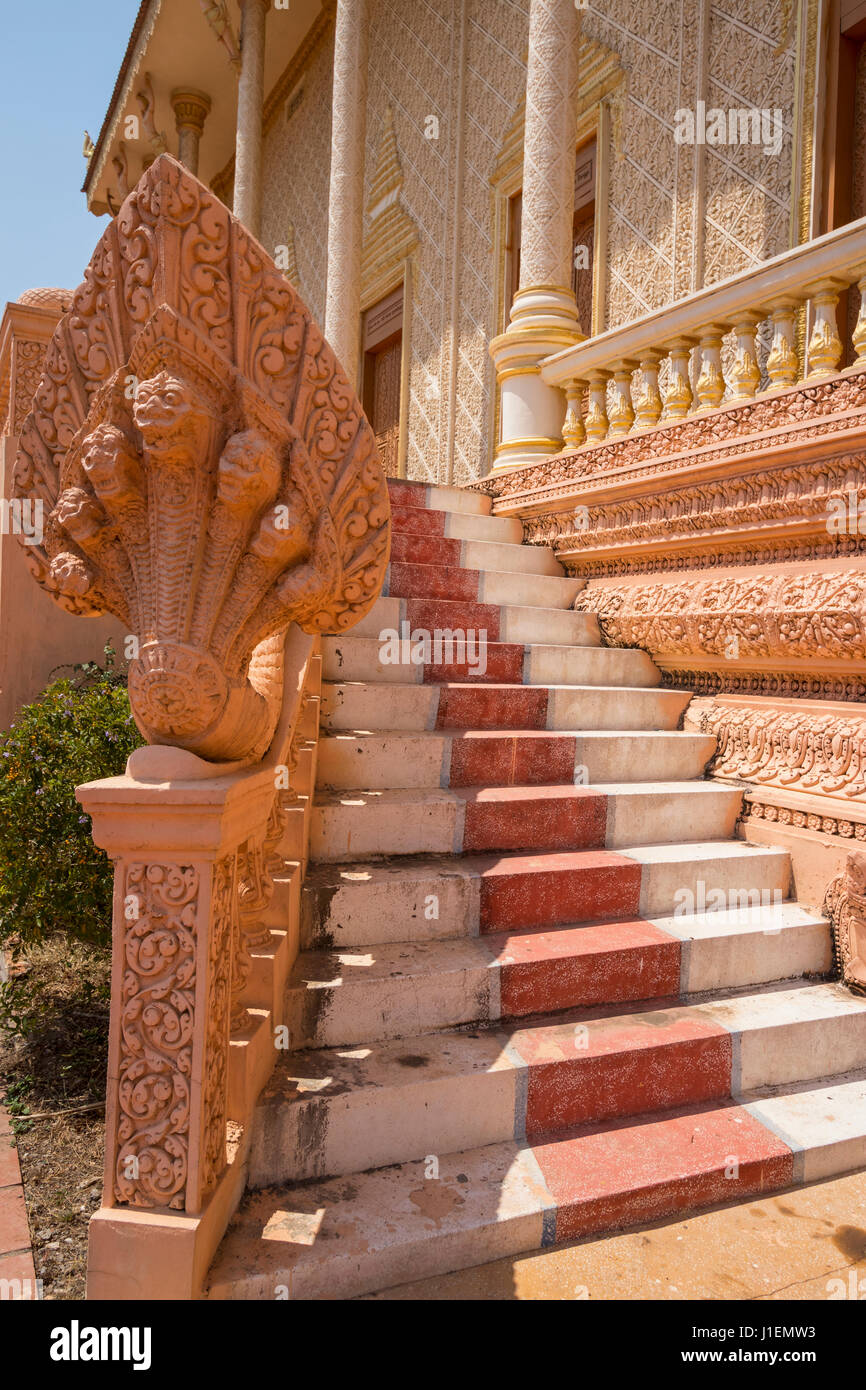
12 155 389 763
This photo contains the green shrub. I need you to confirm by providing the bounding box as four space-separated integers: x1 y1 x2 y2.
0 646 142 950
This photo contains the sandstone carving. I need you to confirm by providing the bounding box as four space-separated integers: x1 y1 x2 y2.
12 155 389 762
576 569 866 700
825 851 866 993
688 697 866 799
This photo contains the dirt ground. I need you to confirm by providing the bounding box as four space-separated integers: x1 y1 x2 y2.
0 935 109 1300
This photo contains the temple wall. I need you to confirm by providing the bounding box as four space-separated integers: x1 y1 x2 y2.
258 0 811 484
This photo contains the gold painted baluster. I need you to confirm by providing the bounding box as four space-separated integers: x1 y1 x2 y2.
729 315 761 399
633 352 663 429
765 300 800 389
608 362 636 437
695 327 726 411
661 341 693 420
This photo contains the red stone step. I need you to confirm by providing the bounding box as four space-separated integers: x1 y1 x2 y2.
448 730 577 783
534 1101 793 1243
387 560 479 603
386 479 429 508
478 849 642 932
511 1010 732 1137
390 503 446 537
488 918 681 1016
404 597 501 642
423 641 525 684
458 785 607 853
390 533 462 566
435 683 549 729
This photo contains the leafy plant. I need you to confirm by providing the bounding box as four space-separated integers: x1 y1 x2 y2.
0 645 142 950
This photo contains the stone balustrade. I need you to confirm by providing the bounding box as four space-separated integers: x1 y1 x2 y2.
542 217 866 450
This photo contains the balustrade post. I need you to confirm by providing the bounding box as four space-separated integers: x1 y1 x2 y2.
661 340 693 419
633 352 663 429
695 327 725 412
853 272 866 364
765 300 800 390
729 315 761 399
584 371 609 443
561 380 586 450
607 362 636 437
805 280 844 379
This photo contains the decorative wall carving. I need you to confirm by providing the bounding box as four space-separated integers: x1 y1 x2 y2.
519 453 866 577
687 697 866 800
576 569 866 700
115 861 201 1211
12 155 389 763
824 851 866 993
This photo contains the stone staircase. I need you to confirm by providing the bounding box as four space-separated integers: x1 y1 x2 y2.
206 477 866 1300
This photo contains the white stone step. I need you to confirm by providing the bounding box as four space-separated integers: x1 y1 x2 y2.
626 840 792 918
207 1064 866 1300
309 783 744 862
459 538 563 576
301 842 792 948
476 570 584 609
745 1070 866 1182
651 903 832 993
246 981 863 1191
350 595 600 647
440 512 523 543
320 636 660 687
524 644 659 687
320 681 693 733
316 729 717 791
285 905 830 1052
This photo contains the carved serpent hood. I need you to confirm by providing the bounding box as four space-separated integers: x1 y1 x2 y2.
12 155 389 761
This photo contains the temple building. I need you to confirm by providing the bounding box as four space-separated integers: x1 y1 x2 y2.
3 0 866 1300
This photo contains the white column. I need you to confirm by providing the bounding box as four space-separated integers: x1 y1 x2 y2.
489 0 581 472
324 0 369 381
233 0 268 237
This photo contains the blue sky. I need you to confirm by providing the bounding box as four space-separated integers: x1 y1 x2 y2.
0 0 141 307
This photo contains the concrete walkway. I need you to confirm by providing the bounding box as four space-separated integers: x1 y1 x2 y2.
365 1168 866 1300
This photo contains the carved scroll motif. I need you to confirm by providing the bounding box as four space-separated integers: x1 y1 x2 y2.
825 852 866 994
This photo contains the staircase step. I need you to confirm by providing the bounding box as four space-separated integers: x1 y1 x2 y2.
321 681 690 732
317 729 717 790
252 982 863 1190
351 594 600 646
301 842 791 947
387 478 492 515
285 905 830 1049
321 635 658 687
208 1103 794 1300
391 503 523 545
392 535 563 576
310 783 743 861
385 562 582 608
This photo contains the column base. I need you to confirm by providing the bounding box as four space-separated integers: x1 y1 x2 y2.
490 287 583 474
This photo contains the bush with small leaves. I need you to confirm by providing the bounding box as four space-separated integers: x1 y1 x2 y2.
0 647 142 950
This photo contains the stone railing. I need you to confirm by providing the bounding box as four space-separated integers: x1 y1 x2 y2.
540 217 866 449
10 155 390 1298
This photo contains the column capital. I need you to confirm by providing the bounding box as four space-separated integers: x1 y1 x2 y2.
171 88 212 136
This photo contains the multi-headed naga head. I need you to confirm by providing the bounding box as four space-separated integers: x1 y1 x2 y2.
12 155 390 762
